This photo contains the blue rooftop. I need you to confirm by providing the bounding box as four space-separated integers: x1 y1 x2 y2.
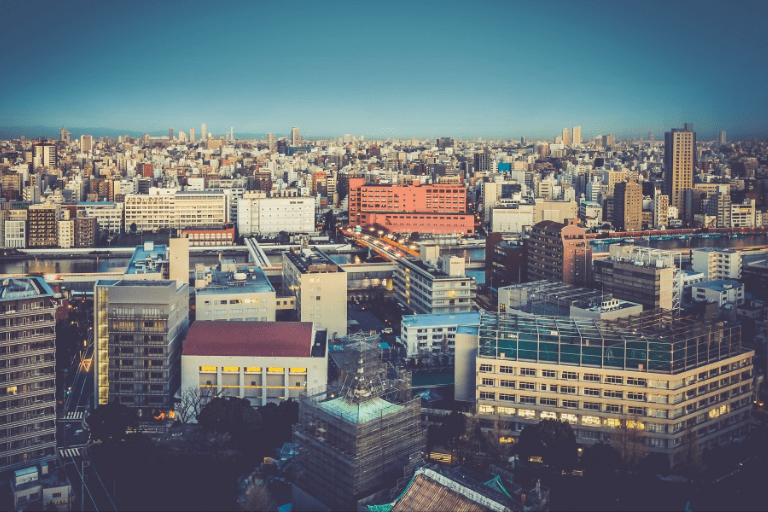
402 312 480 329
125 243 168 274
694 279 743 292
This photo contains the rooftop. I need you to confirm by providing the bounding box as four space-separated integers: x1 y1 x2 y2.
318 396 404 424
0 277 54 300
197 266 275 295
693 279 743 292
284 247 343 274
402 312 480 329
183 321 315 358
125 242 168 274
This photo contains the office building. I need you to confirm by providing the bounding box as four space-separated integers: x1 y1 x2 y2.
27 205 59 248
526 219 591 286
201 123 207 140
292 337 424 511
291 127 300 146
562 128 572 146
94 279 190 416
691 248 742 280
400 311 480 361
195 263 277 321
457 310 754 468
181 321 327 408
189 128 195 143
717 131 727 146
168 128 174 141
283 247 347 338
691 280 744 308
267 132 275 151
572 126 581 145
5 210 28 249
474 152 491 173
80 135 93 153
485 233 527 297
124 190 227 233
76 202 124 237
181 224 236 246
393 255 475 315
0 278 57 474
731 199 757 228
664 124 696 214
59 128 70 143
612 180 642 231
32 143 56 169
594 246 680 311
237 193 315 236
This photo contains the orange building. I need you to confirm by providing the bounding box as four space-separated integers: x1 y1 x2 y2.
348 178 474 235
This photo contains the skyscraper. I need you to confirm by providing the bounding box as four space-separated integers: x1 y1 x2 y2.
664 123 696 214
169 128 174 141
291 126 300 145
612 180 642 231
572 125 581 145
80 135 93 153
267 132 275 151
201 123 207 140
190 128 195 143
562 128 572 146
230 127 234 141
718 130 727 146
59 127 70 143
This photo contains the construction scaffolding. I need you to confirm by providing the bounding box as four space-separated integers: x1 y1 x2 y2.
293 337 425 511
478 309 742 374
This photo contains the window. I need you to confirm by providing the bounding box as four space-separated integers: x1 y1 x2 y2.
561 386 576 394
500 365 514 374
604 390 623 399
562 400 578 409
628 406 645 415
499 393 516 402
606 404 622 414
479 364 493 372
518 409 536 419
480 391 495 400
627 377 647 386
497 406 516 415
605 375 623 385
500 380 515 388
520 368 536 376
584 388 600 396
584 402 601 411
479 405 494 414
542 369 556 378
482 378 494 386
541 411 557 420
583 373 601 382
582 415 601 426
627 392 645 401
562 371 578 380
561 413 578 424
520 396 536 404
519 382 535 390
541 397 557 406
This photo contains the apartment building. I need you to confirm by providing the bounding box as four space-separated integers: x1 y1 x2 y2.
124 189 226 232
74 216 98 248
526 219 591 286
457 311 754 468
181 321 327 408
27 205 59 248
5 210 27 249
691 280 745 308
691 248 742 280
76 202 124 236
393 256 475 315
282 247 347 338
237 193 315 236
348 177 474 235
0 278 57 474
94 280 190 415
400 311 480 361
56 220 74 249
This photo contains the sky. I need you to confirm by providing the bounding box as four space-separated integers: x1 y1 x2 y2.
1 0 767 140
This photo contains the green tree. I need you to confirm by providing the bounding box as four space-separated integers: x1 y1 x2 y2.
88 401 138 443
582 442 622 477
198 396 261 446
516 419 578 470
129 222 137 233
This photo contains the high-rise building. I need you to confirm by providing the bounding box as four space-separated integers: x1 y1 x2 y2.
291 127 300 145
292 336 424 511
80 135 93 153
27 204 59 248
94 279 190 414
612 180 642 231
394 255 475 315
74 216 98 248
0 277 57 474
230 127 234 141
59 127 70 143
718 131 727 146
572 125 581 145
474 152 491 173
648 132 655 141
664 124 696 214
603 134 615 147
169 128 174 141
32 143 57 168
562 128 572 146
526 219 591 286
267 132 275 151
189 128 195 143
201 123 207 141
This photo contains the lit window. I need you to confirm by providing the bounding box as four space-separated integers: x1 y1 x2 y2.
540 411 557 420
582 415 601 426
479 405 494 414
199 366 216 372
222 367 239 372
245 367 262 373
517 409 536 419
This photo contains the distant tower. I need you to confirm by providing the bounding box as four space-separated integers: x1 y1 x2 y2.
190 128 195 143
80 134 93 153
230 127 234 141
572 126 581 145
201 123 207 140
59 127 70 143
169 128 174 141
267 132 275 151
291 126 300 145
718 131 727 146
562 128 572 146
648 132 654 141
664 123 696 214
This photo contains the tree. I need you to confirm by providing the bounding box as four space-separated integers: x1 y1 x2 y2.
88 401 138 443
239 482 276 512
438 411 466 460
198 396 261 446
612 415 646 471
129 222 137 233
582 442 622 477
176 386 221 423
516 419 578 470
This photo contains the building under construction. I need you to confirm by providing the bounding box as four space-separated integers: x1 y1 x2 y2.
292 333 425 511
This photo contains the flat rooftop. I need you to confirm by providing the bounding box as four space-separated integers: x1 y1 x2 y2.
0 276 54 300
284 248 343 274
402 312 480 329
125 243 167 275
197 266 275 295
693 279 743 292
183 320 315 358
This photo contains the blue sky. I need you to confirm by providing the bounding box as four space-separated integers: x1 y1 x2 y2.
1 0 766 140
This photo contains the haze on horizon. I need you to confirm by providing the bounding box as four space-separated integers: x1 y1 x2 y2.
1 0 767 141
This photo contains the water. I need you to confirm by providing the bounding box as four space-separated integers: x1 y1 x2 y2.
590 233 768 253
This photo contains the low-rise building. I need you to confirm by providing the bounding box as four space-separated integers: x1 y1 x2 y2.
181 321 327 408
394 256 475 315
195 263 277 321
691 248 742 280
691 279 745 308
182 224 236 246
400 311 480 362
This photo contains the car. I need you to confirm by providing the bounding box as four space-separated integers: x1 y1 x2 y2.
382 328 393 334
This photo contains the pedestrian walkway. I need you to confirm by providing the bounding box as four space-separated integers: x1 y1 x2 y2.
62 411 85 420
59 447 83 458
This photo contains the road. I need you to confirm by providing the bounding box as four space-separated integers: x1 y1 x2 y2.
60 447 118 512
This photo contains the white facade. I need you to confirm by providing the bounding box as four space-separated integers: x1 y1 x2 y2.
489 205 533 233
76 202 124 235
730 200 756 228
578 201 602 229
57 220 75 249
691 248 742 280
691 280 745 307
195 266 277 322
237 194 315 236
124 189 226 232
5 220 26 248
400 312 480 360
393 256 475 315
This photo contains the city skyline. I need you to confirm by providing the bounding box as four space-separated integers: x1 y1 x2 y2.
1 0 767 140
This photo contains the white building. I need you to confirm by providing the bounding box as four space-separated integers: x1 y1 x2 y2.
124 189 226 232
578 201 602 229
237 193 315 236
56 220 74 249
195 263 277 322
76 201 124 236
400 312 480 361
181 321 327 408
691 279 745 308
489 205 533 233
5 218 27 248
730 199 757 228
393 255 475 315
691 248 742 280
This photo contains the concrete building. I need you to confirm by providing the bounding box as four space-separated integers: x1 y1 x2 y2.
75 202 124 236
56 220 75 249
11 463 72 512
124 190 226 233
94 280 190 415
526 219 591 286
579 201 602 229
484 234 526 297
393 256 475 315
489 204 533 233
195 263 277 321
181 224 236 246
0 278 57 474
74 216 98 248
533 199 578 224
691 280 745 308
27 205 59 248
237 193 315 236
5 210 27 248
612 180 642 231
457 310 754 468
283 247 347 338
731 199 757 228
400 311 480 361
691 248 742 280
181 321 327 408
664 125 696 215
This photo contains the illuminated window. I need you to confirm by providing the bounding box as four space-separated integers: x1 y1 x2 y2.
604 418 621 428
478 405 494 414
561 413 578 424
290 368 307 373
497 406 516 415
199 366 216 372
518 409 536 419
267 367 284 373
708 408 720 419
540 411 557 420
626 420 645 430
582 415 601 426
222 367 239 372
245 367 262 373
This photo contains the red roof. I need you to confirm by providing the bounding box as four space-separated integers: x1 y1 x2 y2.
183 321 314 358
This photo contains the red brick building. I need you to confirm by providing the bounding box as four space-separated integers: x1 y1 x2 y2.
348 177 474 235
